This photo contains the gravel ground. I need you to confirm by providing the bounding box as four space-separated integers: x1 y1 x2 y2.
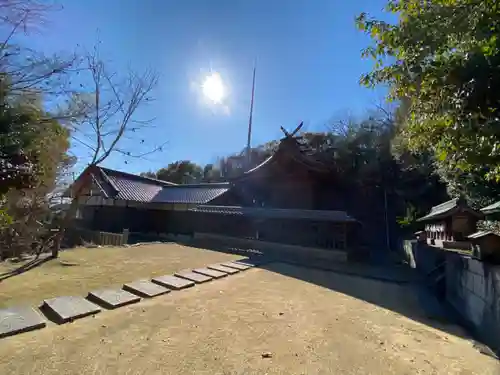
0 262 497 374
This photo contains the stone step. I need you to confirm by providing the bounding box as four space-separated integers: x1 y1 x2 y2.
152 275 195 290
0 307 46 339
220 261 251 271
174 270 213 284
87 289 141 309
207 264 240 274
192 267 227 279
123 280 171 298
42 296 101 324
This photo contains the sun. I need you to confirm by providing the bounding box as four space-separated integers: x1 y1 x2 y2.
202 72 225 104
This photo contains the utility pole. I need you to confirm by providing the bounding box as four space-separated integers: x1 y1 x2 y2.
384 186 391 252
246 64 256 171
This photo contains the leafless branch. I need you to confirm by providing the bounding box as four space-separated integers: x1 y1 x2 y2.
0 1 75 104
60 40 164 174
71 135 96 153
114 141 168 159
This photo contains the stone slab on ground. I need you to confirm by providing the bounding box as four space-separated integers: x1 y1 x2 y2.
123 280 171 298
0 307 46 339
236 258 270 267
192 267 227 279
42 296 101 323
174 270 212 284
87 289 141 309
220 261 251 271
207 264 240 274
152 275 195 290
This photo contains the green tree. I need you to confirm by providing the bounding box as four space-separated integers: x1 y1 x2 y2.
0 0 76 247
0 89 70 194
156 161 203 184
0 91 72 259
357 0 500 187
202 164 222 182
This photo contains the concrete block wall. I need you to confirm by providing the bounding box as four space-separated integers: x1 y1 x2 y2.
445 252 500 353
405 240 500 352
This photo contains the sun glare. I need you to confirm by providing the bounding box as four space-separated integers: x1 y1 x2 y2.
202 72 225 104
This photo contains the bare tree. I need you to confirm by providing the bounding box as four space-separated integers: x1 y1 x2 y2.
69 45 163 165
0 1 77 103
0 2 165 258
52 44 164 257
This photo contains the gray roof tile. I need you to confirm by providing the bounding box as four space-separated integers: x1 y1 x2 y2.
152 185 229 204
417 198 461 222
100 167 171 202
481 200 500 214
417 197 482 222
468 230 499 239
190 205 357 222
98 167 229 204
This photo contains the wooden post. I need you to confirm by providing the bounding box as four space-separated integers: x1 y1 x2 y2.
384 187 390 251
342 222 347 250
122 228 129 245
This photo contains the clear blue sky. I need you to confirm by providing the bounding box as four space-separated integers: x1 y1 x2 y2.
29 0 389 174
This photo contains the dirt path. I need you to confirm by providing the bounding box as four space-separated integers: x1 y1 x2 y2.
0 263 497 374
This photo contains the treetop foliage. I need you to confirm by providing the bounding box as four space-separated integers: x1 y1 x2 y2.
357 0 500 183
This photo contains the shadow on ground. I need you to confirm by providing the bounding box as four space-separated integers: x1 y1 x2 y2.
180 238 265 258
178 238 476 344
181 238 417 283
259 261 472 342
0 254 52 282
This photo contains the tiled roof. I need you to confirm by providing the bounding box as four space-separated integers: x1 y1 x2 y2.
189 205 357 222
100 167 175 203
97 167 229 204
417 198 461 222
481 200 500 214
417 197 482 222
468 230 499 239
152 184 230 204
236 135 331 180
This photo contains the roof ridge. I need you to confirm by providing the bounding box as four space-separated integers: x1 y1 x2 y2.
196 204 349 214
165 182 231 188
90 173 111 198
481 200 500 212
98 166 177 186
98 168 119 195
190 205 357 222
238 136 331 177
431 197 460 211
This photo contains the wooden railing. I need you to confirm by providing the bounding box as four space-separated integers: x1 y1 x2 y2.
66 228 129 247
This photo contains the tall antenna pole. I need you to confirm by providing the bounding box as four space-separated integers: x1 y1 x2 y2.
246 64 256 170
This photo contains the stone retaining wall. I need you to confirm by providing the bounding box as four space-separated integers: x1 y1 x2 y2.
404 239 500 353
445 252 500 353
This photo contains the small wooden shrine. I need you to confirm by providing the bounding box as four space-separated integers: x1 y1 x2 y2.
468 231 500 263
417 197 483 248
